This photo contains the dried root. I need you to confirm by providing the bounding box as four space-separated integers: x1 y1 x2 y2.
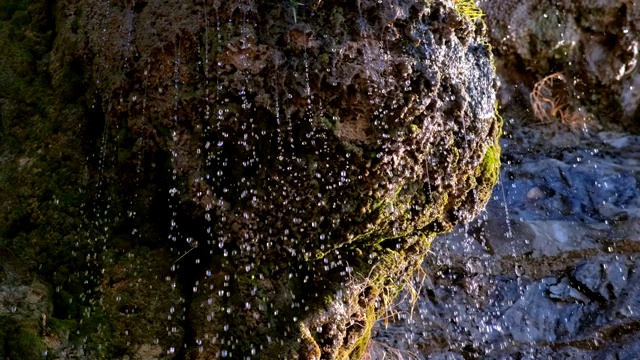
529 72 593 125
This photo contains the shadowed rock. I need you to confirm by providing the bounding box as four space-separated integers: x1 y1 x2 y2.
0 0 498 358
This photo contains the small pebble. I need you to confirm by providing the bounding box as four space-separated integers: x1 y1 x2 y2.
526 186 545 201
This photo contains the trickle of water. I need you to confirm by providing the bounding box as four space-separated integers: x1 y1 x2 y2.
303 46 312 112
498 171 513 239
215 10 223 102
357 3 371 80
163 38 187 352
173 41 181 125
122 8 134 73
101 0 111 42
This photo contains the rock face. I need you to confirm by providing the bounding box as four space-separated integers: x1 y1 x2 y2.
0 0 498 359
370 1 640 358
373 123 640 359
477 0 640 128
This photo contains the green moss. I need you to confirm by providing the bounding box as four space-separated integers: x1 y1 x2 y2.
327 238 431 359
299 323 322 359
480 143 499 177
475 142 500 200
478 103 503 184
0 0 29 21
346 299 377 359
0 3 103 358
473 98 502 204
10 10 30 28
317 116 335 131
494 101 504 127
318 53 331 68
0 318 47 359
48 317 76 335
452 0 484 22
340 142 364 157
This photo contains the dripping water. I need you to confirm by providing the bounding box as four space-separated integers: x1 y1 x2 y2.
165 38 185 355
357 1 373 90
498 170 513 240
122 6 134 74
75 0 119 352
303 38 312 115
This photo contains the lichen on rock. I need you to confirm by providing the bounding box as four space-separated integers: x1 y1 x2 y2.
0 0 499 358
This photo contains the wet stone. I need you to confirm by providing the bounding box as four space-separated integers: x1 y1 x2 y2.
374 125 640 359
0 0 500 358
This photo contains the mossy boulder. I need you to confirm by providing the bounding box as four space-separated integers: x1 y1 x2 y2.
0 0 499 358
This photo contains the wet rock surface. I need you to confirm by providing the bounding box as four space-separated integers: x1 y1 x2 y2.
0 0 498 359
373 123 640 359
369 1 640 358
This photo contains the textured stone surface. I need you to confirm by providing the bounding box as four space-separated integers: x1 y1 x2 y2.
0 0 498 358
371 1 640 358
373 123 640 359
